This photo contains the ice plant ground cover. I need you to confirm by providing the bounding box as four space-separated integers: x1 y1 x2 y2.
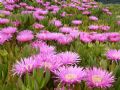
0 0 120 90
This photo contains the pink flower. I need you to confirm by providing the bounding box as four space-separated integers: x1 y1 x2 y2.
99 25 110 31
39 44 56 54
80 32 93 43
59 27 73 33
89 16 98 21
33 23 44 29
57 51 80 65
19 2 27 7
106 49 120 61
26 5 34 10
36 32 63 41
82 11 91 15
33 10 45 20
31 40 47 49
54 66 85 84
85 67 114 88
0 31 12 44
1 27 17 34
91 33 107 42
12 57 36 76
89 25 99 30
61 12 66 17
35 54 62 71
108 32 120 42
17 30 34 42
57 35 73 45
12 20 21 27
0 10 11 16
51 19 62 27
69 30 80 39
0 18 9 25
72 20 82 25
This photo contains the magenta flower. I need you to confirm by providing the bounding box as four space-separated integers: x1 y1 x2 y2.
107 32 120 42
59 27 72 33
51 19 62 27
89 25 99 30
57 51 80 65
39 44 56 54
57 35 73 45
1 27 17 34
0 10 11 16
35 54 62 71
99 25 110 31
33 10 45 20
12 57 36 76
31 40 47 49
106 49 120 61
12 20 21 27
91 33 108 42
19 2 27 7
85 67 114 88
89 16 98 21
82 11 91 15
26 5 35 10
36 32 63 41
0 18 9 25
80 32 93 43
54 66 85 84
61 12 66 17
69 30 80 39
33 23 44 29
17 30 34 42
72 20 82 25
0 31 12 45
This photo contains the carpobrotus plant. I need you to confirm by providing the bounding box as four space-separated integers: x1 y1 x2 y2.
0 0 120 90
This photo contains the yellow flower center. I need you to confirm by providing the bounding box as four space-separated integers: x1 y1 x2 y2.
44 62 52 69
92 75 102 83
65 74 77 81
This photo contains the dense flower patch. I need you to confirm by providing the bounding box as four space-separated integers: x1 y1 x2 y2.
0 0 120 90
